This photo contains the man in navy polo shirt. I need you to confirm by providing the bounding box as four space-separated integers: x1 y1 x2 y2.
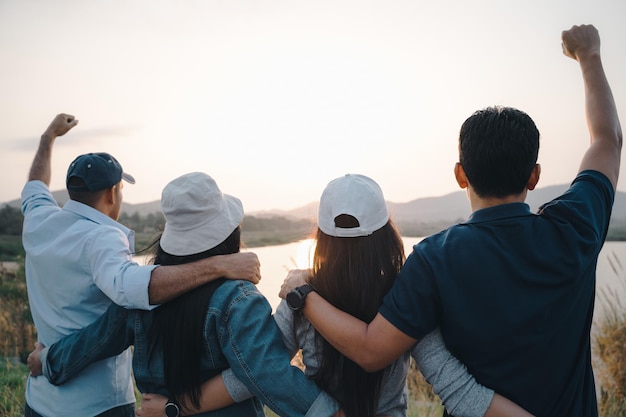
281 25 622 416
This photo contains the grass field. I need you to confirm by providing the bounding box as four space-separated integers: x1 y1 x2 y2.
0 359 27 417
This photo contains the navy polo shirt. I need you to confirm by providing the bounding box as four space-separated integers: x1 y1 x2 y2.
380 170 614 416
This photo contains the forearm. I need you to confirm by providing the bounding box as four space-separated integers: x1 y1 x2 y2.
564 25 623 189
302 293 411 372
138 374 240 417
148 259 223 304
28 134 55 185
484 394 535 417
578 54 623 189
28 114 78 184
180 375 236 415
44 304 131 385
302 293 372 364
581 54 622 146
148 253 260 304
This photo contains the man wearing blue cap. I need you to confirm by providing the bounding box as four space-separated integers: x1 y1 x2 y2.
21 114 261 417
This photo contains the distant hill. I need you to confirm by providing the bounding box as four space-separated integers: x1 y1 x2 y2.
272 184 626 223
5 190 162 217
6 184 626 227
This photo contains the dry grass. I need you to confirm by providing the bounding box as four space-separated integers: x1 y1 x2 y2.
407 358 444 416
593 252 626 416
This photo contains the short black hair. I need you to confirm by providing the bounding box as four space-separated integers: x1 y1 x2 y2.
459 106 540 198
67 177 108 207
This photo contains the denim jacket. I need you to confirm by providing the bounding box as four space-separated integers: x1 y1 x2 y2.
41 280 337 417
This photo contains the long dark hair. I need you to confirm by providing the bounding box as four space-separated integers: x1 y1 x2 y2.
307 216 405 417
147 227 241 409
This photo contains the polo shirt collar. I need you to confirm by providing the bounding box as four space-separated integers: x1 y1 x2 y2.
465 202 532 224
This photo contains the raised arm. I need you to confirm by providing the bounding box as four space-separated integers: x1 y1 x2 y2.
563 24 623 190
148 252 261 304
28 114 78 185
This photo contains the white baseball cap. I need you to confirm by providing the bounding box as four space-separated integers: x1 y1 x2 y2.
160 172 243 256
318 174 389 237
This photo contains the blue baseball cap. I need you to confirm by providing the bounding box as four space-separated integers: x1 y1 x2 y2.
66 152 136 192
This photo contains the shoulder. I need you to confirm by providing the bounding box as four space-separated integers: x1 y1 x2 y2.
539 170 614 236
574 169 614 191
542 170 614 211
21 180 58 216
410 229 452 257
217 279 261 296
213 280 271 313
21 180 52 200
83 224 131 256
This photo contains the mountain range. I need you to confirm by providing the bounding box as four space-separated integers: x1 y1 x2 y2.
6 183 626 225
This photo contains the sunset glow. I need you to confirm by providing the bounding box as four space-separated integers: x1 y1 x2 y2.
1 1 625 211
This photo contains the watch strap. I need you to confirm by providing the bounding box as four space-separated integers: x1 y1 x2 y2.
297 283 315 298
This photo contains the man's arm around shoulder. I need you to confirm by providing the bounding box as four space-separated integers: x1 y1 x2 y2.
147 252 261 304
301 292 415 372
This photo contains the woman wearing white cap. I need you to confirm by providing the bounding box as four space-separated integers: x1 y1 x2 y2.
277 174 533 417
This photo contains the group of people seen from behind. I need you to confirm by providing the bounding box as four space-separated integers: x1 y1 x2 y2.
21 24 622 417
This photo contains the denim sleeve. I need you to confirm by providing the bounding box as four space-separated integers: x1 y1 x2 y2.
412 328 493 417
43 303 134 385
216 282 338 417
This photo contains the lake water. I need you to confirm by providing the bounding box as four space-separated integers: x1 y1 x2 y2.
137 238 626 322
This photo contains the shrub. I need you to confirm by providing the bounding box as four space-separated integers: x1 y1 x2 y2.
594 251 626 416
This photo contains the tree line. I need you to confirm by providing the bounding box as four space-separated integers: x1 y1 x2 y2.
0 204 315 235
0 204 317 260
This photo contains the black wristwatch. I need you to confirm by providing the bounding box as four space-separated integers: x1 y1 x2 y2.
165 400 180 417
286 284 316 312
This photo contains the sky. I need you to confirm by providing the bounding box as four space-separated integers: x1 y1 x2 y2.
1 0 626 212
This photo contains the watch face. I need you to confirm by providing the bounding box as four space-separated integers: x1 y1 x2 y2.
286 290 303 311
165 402 180 417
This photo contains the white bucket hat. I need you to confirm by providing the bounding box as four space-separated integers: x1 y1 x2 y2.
160 172 244 256
318 174 389 237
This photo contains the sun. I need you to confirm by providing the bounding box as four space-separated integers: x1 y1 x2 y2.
294 238 316 269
